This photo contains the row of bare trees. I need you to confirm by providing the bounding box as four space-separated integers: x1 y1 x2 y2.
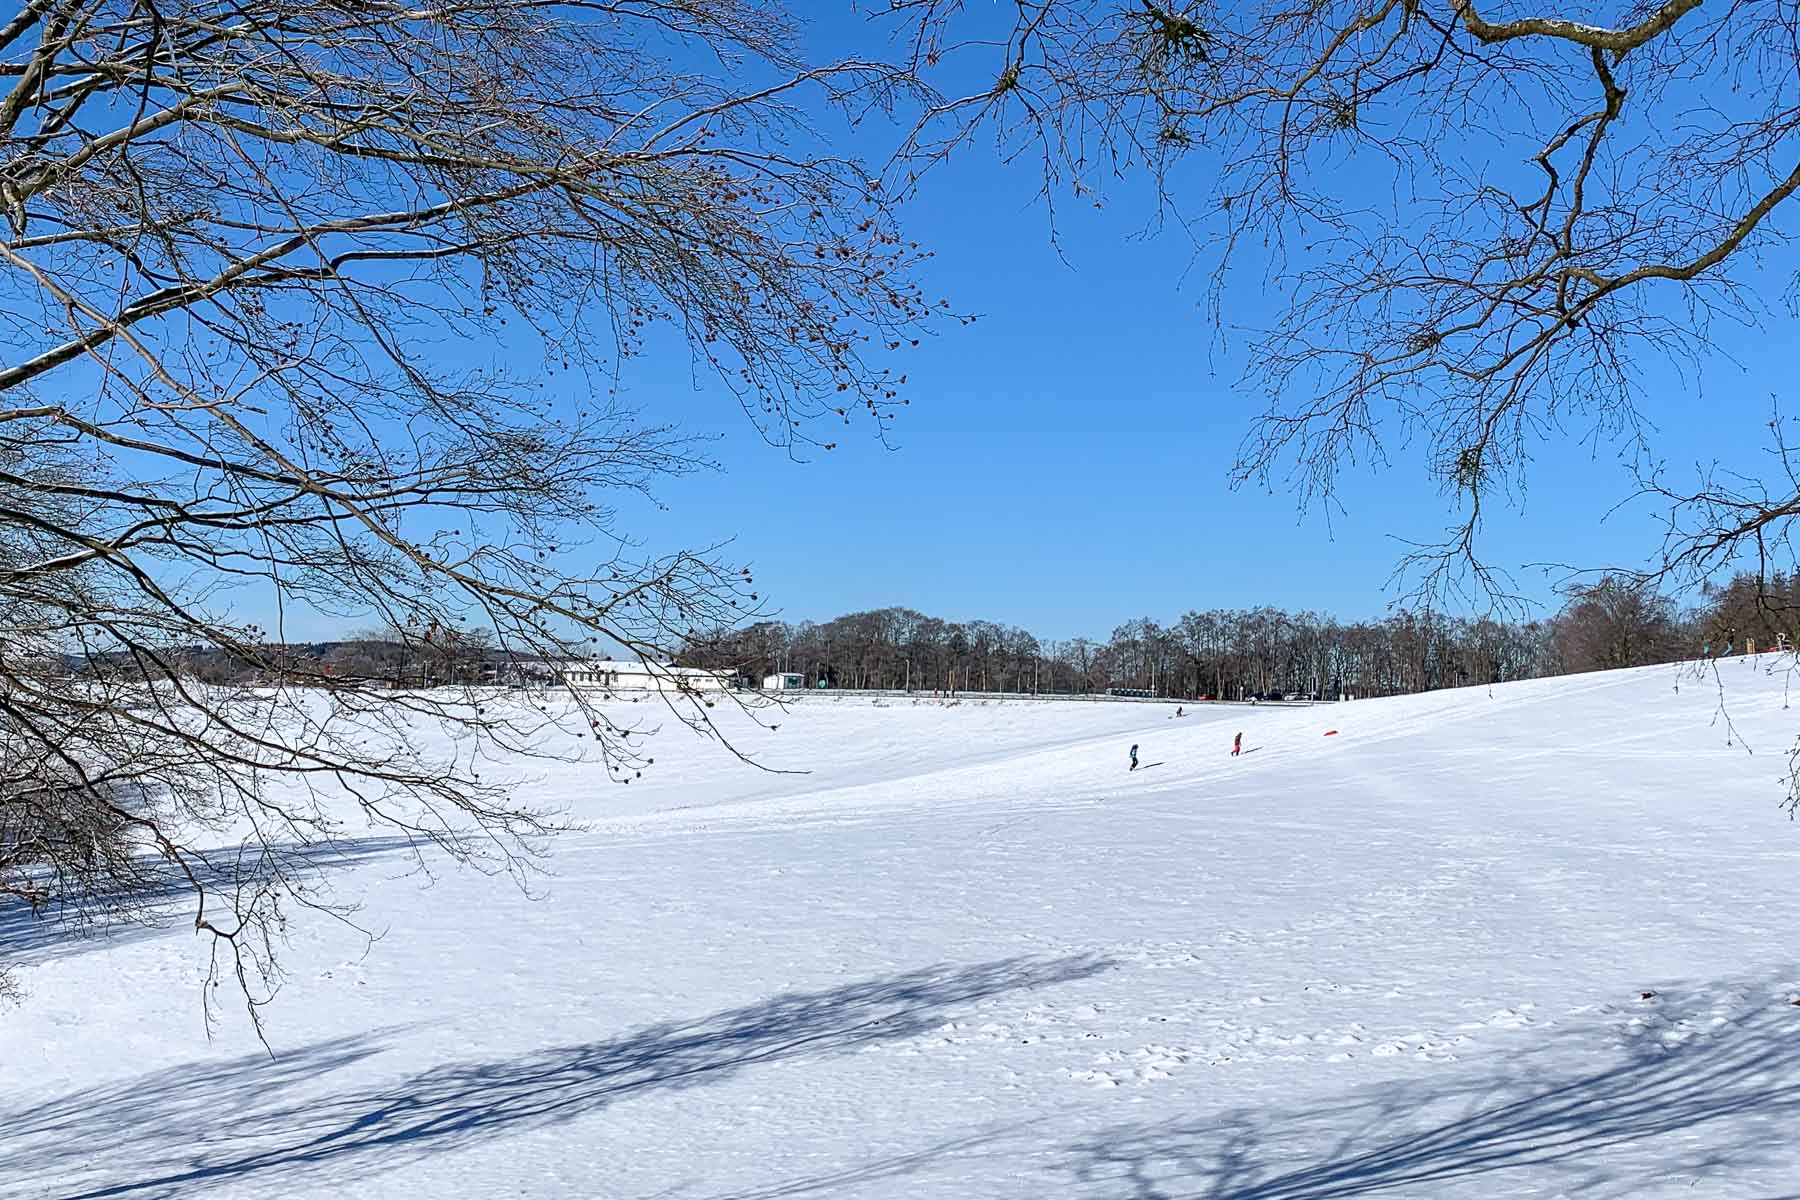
684 607 1557 699
684 577 1787 701
161 629 505 688
1546 571 1800 672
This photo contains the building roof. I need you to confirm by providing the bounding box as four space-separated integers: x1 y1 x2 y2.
561 659 726 677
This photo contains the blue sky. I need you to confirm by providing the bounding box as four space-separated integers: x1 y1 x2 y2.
552 4 1796 644
592 136 1783 642
225 8 1794 643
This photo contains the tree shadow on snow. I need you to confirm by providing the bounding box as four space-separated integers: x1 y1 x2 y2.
0 836 418 969
1063 981 1800 1199
3 953 1112 1200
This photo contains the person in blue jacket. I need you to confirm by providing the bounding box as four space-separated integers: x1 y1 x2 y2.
1129 744 1139 772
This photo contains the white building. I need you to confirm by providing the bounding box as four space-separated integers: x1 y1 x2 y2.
762 672 805 690
559 659 732 694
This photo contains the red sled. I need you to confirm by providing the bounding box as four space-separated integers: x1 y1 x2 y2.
1323 730 1339 736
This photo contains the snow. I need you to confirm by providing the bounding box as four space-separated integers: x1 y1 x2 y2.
7 659 1800 1198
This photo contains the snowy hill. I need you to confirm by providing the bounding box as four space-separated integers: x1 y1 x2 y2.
7 659 1800 1198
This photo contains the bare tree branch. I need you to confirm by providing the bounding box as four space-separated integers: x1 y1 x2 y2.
888 0 1799 609
0 0 940 1030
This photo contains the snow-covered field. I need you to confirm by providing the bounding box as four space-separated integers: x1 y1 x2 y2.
8 659 1800 1198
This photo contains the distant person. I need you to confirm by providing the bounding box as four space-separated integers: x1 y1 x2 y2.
1174 706 1184 718
1129 743 1139 772
1232 731 1242 757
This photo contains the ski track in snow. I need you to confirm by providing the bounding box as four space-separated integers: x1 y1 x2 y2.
7 658 1800 1198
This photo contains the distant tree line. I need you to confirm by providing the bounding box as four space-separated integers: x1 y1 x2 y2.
82 628 514 689
679 573 1794 700
76 571 1797 698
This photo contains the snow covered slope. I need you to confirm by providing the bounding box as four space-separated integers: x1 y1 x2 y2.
7 659 1800 1199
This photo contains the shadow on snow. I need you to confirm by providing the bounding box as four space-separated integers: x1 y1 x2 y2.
699 980 1800 1200
0 836 418 968
4 953 1113 1199
17 961 1800 1199
1061 982 1800 1199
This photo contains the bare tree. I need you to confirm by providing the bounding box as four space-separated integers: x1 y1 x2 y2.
1551 574 1681 672
888 0 1800 603
0 0 942 1023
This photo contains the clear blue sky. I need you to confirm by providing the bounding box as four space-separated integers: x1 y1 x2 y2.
596 179 1777 644
266 10 1793 643
590 149 1783 645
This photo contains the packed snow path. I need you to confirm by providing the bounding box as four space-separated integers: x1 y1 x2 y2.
7 660 1800 1198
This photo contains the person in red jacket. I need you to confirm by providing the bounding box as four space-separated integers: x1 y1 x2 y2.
1232 731 1243 757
